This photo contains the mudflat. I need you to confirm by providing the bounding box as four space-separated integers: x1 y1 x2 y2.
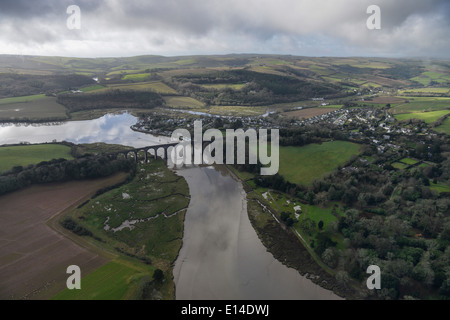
0 173 127 299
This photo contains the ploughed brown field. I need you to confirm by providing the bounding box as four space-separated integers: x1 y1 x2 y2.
285 107 338 120
0 173 127 300
363 96 407 104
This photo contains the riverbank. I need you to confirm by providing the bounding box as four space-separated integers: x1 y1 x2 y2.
227 165 363 299
55 160 190 300
174 164 342 300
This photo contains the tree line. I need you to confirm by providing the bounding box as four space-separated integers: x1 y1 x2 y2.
235 124 450 299
0 73 95 98
0 156 136 196
57 89 165 112
170 69 343 106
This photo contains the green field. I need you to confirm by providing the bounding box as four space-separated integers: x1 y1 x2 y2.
0 144 74 173
52 260 154 300
362 82 382 88
80 85 105 92
268 190 340 229
163 95 205 108
394 110 450 124
106 81 178 94
399 87 450 95
255 188 342 241
390 97 450 114
309 65 335 76
399 158 419 165
434 117 450 135
410 71 450 86
0 94 47 105
122 73 151 81
208 105 267 116
302 204 339 228
429 181 450 194
174 58 196 66
277 141 361 185
392 162 408 170
61 160 189 299
0 96 68 121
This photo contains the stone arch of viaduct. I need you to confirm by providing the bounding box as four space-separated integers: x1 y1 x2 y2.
106 141 213 164
107 143 178 163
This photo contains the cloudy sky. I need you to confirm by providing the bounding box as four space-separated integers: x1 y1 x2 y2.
0 0 449 58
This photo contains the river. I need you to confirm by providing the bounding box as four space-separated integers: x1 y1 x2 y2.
0 112 341 300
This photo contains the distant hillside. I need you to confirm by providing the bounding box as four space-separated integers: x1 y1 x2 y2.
0 54 448 92
0 54 449 107
0 73 95 98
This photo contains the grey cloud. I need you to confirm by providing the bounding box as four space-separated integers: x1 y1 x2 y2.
0 0 448 58
0 0 103 19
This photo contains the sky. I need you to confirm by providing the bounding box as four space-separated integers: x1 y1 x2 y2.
0 0 449 59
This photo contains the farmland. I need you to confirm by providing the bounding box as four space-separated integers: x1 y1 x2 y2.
277 141 361 186
163 95 205 108
429 181 450 194
394 110 450 124
284 107 339 120
122 73 152 81
362 96 407 105
106 81 178 95
392 162 409 170
398 158 419 166
434 117 450 135
399 87 450 95
52 259 155 300
0 94 47 105
0 95 68 122
0 173 127 299
0 54 449 301
208 105 267 116
0 144 74 173
410 71 450 86
389 97 450 114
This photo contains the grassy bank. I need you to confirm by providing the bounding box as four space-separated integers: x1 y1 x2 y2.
0 143 74 173
246 190 358 299
55 159 190 299
227 163 361 299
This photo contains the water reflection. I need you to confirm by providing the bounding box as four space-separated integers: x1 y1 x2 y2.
0 113 171 147
173 165 342 300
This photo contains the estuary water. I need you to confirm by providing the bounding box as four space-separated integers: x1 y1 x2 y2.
0 112 341 300
0 112 171 147
173 166 340 300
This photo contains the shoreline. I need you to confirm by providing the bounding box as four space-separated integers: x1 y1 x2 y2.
226 164 363 300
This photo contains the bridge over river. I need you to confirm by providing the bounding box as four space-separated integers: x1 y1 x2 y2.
106 142 179 163
105 140 213 164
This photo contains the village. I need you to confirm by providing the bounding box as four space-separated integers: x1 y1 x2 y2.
131 101 440 165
